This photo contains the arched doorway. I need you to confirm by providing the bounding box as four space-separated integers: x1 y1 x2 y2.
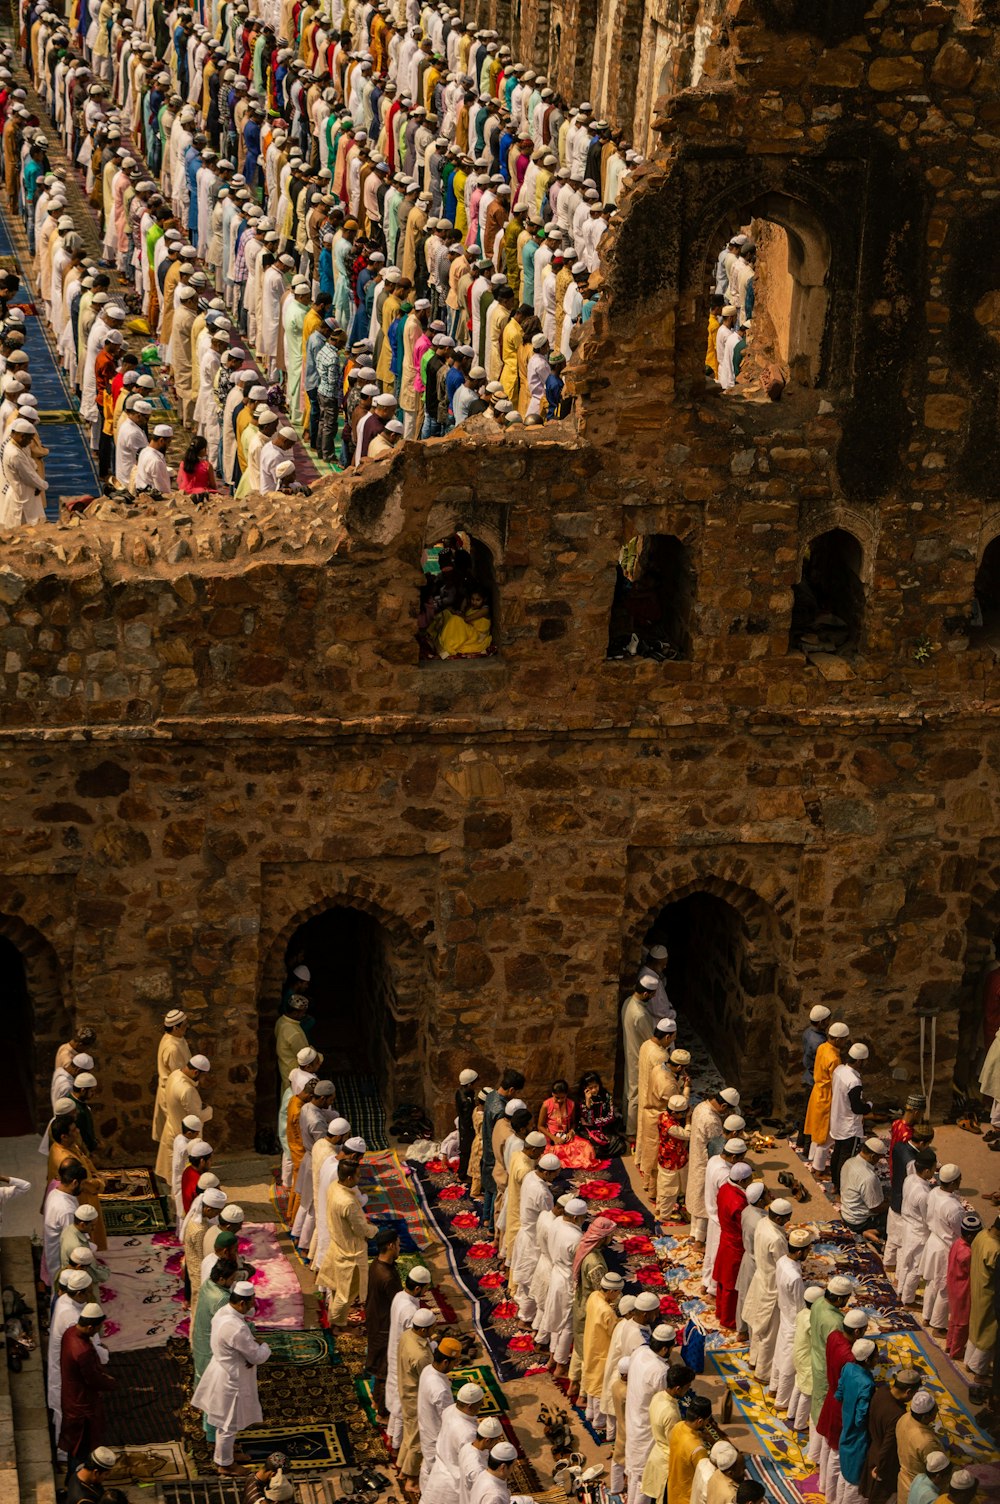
640 890 779 1094
0 916 69 1134
789 527 865 654
971 534 1000 644
607 533 695 660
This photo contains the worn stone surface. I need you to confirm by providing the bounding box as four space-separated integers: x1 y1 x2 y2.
3 0 1000 1154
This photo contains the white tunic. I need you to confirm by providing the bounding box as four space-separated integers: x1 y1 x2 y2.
600 1316 647 1417
422 1406 478 1504
417 1365 455 1481
311 1150 343 1269
458 1440 489 1504
43 1189 78 1284
624 1341 667 1473
539 1218 582 1339
510 1170 551 1289
527 1206 556 1314
191 1303 271 1432
686 1101 723 1221
919 1185 962 1284
385 1289 420 1416
830 1064 863 1141
742 1215 787 1338
771 1253 805 1381
469 1470 510 1504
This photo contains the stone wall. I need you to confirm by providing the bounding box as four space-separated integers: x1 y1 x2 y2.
3 0 1000 1154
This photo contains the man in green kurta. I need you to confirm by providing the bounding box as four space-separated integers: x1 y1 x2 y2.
192 1261 241 1412
966 1213 1000 1376
282 283 310 427
810 1277 851 1425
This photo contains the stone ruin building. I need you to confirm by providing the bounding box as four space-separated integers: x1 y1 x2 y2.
3 0 1000 1157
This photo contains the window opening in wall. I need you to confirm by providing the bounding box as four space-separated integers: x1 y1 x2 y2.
970 536 1000 646
789 528 865 656
607 534 694 661
418 530 498 660
707 201 831 401
0 935 34 1134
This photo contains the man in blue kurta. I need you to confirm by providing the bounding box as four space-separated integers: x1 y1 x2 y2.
835 1341 877 1501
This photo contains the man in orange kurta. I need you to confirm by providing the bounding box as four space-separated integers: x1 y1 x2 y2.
803 1022 850 1175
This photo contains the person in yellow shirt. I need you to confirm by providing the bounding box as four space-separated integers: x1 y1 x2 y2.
706 294 725 378
581 1272 622 1430
666 1394 713 1504
500 305 525 403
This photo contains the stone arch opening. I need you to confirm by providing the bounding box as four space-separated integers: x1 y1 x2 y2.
418 529 499 661
606 533 695 661
258 892 430 1127
789 527 865 655
0 914 69 1134
971 534 1000 644
707 194 832 394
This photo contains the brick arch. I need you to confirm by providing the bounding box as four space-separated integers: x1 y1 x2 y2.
0 911 71 1132
976 507 1000 563
257 872 436 1121
798 507 878 587
623 865 792 976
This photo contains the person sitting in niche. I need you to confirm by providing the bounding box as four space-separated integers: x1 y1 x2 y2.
430 586 493 660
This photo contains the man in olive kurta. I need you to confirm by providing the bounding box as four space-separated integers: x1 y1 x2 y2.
395 1310 437 1480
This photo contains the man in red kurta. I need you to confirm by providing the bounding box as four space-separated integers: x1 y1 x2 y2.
946 1212 981 1358
59 1306 117 1470
181 1140 213 1214
713 1167 750 1329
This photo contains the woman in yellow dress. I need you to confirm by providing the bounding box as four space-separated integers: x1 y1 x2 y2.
433 589 493 659
802 1020 849 1177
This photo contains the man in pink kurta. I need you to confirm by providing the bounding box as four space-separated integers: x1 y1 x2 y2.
945 1212 980 1358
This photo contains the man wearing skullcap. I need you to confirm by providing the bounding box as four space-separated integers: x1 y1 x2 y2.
454 1068 479 1182
48 1270 101 1443
396 1307 439 1488
190 1260 241 1388
152 1008 192 1143
386 1264 433 1450
626 1322 676 1503
895 1148 937 1304
686 1087 739 1243
804 1020 850 1174
510 1153 561 1322
965 1209 1000 1377
920 1163 963 1330
291 1078 336 1248
317 1156 377 1326
666 1393 712 1504
797 1005 831 1156
771 1226 812 1406
635 1016 685 1192
895 1391 940 1503
944 1211 981 1360
817 1307 871 1500
655 1089 692 1226
840 1136 888 1240
503 1129 546 1267
837 1339 879 1504
417 1333 462 1490
620 971 656 1140
885 1114 932 1271
702 1135 748 1297
858 1366 921 1504
807 1277 852 1458
365 1228 402 1418
192 1280 271 1472
538 1197 587 1375
831 1042 873 1192
581 1271 624 1429
156 1055 212 1180
743 1197 792 1383
0 415 47 527
714 1162 752 1329
59 1304 116 1471
784 1285 824 1434
422 1380 484 1504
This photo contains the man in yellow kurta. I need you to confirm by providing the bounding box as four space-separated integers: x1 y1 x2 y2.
582 1273 621 1427
317 1159 376 1325
275 996 309 1092
666 1397 712 1504
640 1369 692 1503
396 1308 439 1481
500 310 523 404
504 1133 544 1266
635 1020 683 1191
152 1008 191 1142
803 1021 849 1174
966 1212 1000 1374
155 1056 212 1180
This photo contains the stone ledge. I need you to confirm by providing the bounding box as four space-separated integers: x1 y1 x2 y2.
0 1237 54 1504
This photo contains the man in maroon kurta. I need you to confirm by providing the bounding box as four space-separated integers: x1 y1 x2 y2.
59 1306 116 1470
714 1168 750 1329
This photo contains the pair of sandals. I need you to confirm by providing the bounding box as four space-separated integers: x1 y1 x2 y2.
539 1403 574 1457
343 1469 391 1493
390 1103 434 1142
553 1458 603 1497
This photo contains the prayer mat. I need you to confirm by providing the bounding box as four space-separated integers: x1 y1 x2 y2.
99 1166 169 1234
100 1233 188 1351
746 1455 821 1504
260 1327 340 1366
807 1223 919 1332
240 1422 355 1471
708 1349 821 1480
238 1222 305 1328
360 1150 433 1250
330 1072 387 1150
103 1443 190 1485
449 1364 508 1414
103 1346 190 1443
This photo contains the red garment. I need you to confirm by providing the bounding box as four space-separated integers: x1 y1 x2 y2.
177 459 216 494
817 1329 854 1447
657 1112 689 1171
889 1119 913 1155
713 1181 748 1329
58 1326 115 1457
945 1238 973 1358
181 1163 200 1213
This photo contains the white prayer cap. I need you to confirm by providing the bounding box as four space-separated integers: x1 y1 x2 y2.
730 1162 752 1182
361 384 380 397
910 1389 935 1415
297 1047 321 1067
938 1163 961 1183
618 1295 636 1316
64 1270 92 1292
719 1087 741 1107
178 284 197 300
374 393 397 408
220 1204 245 1225
600 1271 624 1289
809 1005 831 1023
313 1080 336 1097
75 1073 97 1090
293 964 311 981
328 1117 351 1136
9 418 33 436
648 944 668 960
638 970 659 990
829 1021 850 1038
724 1138 746 1155
164 1008 187 1026
189 1054 211 1071
848 1042 869 1061
345 1136 367 1154
153 424 173 438
203 1188 228 1210
525 1131 547 1148
770 1198 793 1217
91 1447 117 1470
459 1069 478 1085
408 1265 432 1284
72 1053 94 1070
789 1226 813 1248
490 1443 517 1464
723 1115 745 1133
232 1280 256 1299
651 1323 675 1343
198 1172 220 1190
924 1454 950 1475
950 1472 976 1492
385 420 404 435
188 1139 212 1157
457 1382 484 1404
827 1275 854 1296
278 425 297 441
276 460 296 479
81 1303 105 1320
132 400 153 416
478 1417 503 1439
710 1442 738 1471
182 1114 202 1131
745 1181 765 1204
617 1355 631 1376
538 1154 561 1171
654 1018 676 1036
556 1192 575 1207
564 1198 588 1217
265 1473 294 1503
505 1098 527 1117
852 1338 876 1361
667 1094 688 1113
635 1291 661 1311
69 1247 95 1266
530 333 548 350
256 408 279 425
721 303 738 316
804 1284 824 1303
413 1308 438 1328
571 260 587 275
864 1136 887 1155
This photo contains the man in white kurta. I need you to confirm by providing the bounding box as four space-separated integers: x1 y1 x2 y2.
170 1115 203 1227
42 1168 81 1286
191 1282 271 1470
290 1079 335 1246
152 1008 191 1142
458 1419 505 1504
736 1182 767 1333
422 1384 485 1504
620 975 655 1137
539 1198 586 1368
308 1116 351 1269
742 1199 792 1382
770 1227 811 1406
624 1324 673 1504
686 1088 740 1242
417 1349 458 1490
155 1055 212 1180
510 1157 559 1321
600 1292 658 1437
386 1268 432 1448
920 1165 964 1329
700 1137 746 1294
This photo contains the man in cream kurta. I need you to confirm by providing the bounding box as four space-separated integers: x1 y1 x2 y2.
317 1158 376 1325
620 975 655 1138
743 1200 793 1383
152 1009 191 1142
155 1056 212 1180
